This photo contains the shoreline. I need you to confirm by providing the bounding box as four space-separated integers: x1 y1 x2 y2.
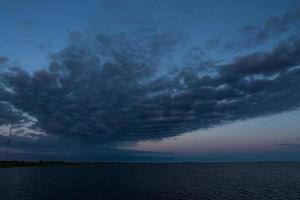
1 161 299 168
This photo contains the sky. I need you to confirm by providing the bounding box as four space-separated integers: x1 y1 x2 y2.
0 0 300 162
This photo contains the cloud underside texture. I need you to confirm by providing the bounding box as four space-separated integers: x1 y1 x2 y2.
1 35 300 145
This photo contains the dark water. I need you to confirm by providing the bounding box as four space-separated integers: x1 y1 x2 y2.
0 163 299 200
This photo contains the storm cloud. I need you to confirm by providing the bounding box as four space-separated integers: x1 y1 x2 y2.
1 32 300 148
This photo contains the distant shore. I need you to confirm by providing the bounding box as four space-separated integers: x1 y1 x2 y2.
0 161 134 168
0 161 299 168
0 161 87 168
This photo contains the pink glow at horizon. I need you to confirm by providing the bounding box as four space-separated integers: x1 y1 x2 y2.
132 109 300 155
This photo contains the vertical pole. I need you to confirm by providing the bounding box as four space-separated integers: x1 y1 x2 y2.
4 120 13 161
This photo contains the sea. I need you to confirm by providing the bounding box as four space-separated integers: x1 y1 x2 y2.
0 162 299 200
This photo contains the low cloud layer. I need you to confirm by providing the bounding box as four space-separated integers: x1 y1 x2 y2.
1 30 300 149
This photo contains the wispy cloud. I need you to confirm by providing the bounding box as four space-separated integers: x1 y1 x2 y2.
208 5 300 51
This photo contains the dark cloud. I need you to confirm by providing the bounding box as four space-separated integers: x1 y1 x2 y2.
25 39 52 52
146 32 186 56
19 20 37 30
0 134 176 161
94 31 186 60
223 37 300 75
96 34 113 48
0 56 9 64
1 33 300 149
209 5 300 51
0 103 22 125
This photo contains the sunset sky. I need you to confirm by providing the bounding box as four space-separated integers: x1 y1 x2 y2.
0 0 300 161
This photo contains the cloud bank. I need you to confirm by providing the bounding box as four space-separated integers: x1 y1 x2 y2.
1 30 300 149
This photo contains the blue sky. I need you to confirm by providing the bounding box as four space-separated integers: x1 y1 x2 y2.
0 0 300 161
0 0 297 70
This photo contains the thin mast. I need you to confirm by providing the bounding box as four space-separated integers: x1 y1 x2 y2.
4 120 13 161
